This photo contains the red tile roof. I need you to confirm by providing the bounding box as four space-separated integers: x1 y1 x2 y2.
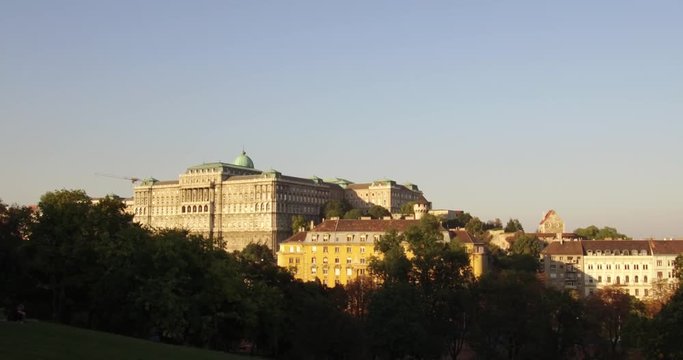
450 229 476 244
312 219 423 233
542 241 584 255
541 240 683 256
581 240 651 254
280 231 307 243
649 240 683 255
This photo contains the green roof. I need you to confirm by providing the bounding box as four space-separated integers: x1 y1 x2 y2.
263 168 281 178
324 177 354 185
373 178 395 186
187 162 229 170
233 151 254 169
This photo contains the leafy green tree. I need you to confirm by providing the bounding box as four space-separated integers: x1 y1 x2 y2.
465 217 489 242
321 199 351 219
367 283 430 359
280 281 362 359
469 270 576 359
504 218 524 233
443 211 473 229
343 208 363 219
510 234 545 257
369 230 411 284
367 205 391 219
369 215 473 359
399 201 416 216
646 287 683 359
237 243 291 355
30 189 94 322
644 278 677 316
674 254 683 282
583 286 645 357
291 215 309 233
575 225 628 240
345 276 376 320
484 218 503 231
0 200 35 316
575 225 600 239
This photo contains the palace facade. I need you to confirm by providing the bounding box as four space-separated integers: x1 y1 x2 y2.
130 151 426 252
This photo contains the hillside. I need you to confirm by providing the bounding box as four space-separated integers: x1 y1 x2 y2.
0 321 260 360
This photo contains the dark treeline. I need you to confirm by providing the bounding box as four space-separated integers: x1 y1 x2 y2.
2 190 683 359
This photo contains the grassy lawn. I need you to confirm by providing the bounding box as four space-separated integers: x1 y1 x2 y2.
0 321 261 360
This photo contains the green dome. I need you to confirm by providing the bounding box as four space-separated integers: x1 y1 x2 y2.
233 151 254 168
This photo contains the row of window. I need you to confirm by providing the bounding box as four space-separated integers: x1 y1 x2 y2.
306 257 367 265
310 267 367 277
285 245 369 254
586 249 648 256
588 288 649 297
312 246 368 254
589 275 648 284
587 263 649 270
657 260 676 267
311 234 380 242
181 205 210 213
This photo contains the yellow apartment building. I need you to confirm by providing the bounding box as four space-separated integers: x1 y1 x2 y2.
276 218 487 287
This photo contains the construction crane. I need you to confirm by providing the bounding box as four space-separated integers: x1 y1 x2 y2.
95 173 141 184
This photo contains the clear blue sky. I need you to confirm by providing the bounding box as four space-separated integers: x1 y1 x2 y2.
2 1 682 239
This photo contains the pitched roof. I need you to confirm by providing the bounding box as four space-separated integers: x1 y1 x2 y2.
450 229 476 244
312 219 423 233
649 240 683 255
539 209 558 225
280 231 307 243
582 240 651 254
541 241 584 255
186 162 261 172
155 180 179 186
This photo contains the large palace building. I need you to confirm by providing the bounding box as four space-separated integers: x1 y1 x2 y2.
130 151 426 252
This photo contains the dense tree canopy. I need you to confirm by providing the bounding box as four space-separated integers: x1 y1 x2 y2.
369 215 473 359
442 211 473 229
290 215 309 233
367 205 391 219
321 199 351 219
343 208 364 220
399 201 416 216
574 225 629 240
504 218 524 233
510 234 545 258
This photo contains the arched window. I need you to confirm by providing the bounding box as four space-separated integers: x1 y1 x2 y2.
204 205 208 212
198 205 202 212
181 206 185 213
616 276 621 285
193 205 197 213
625 276 629 283
644 276 648 283
634 275 639 283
